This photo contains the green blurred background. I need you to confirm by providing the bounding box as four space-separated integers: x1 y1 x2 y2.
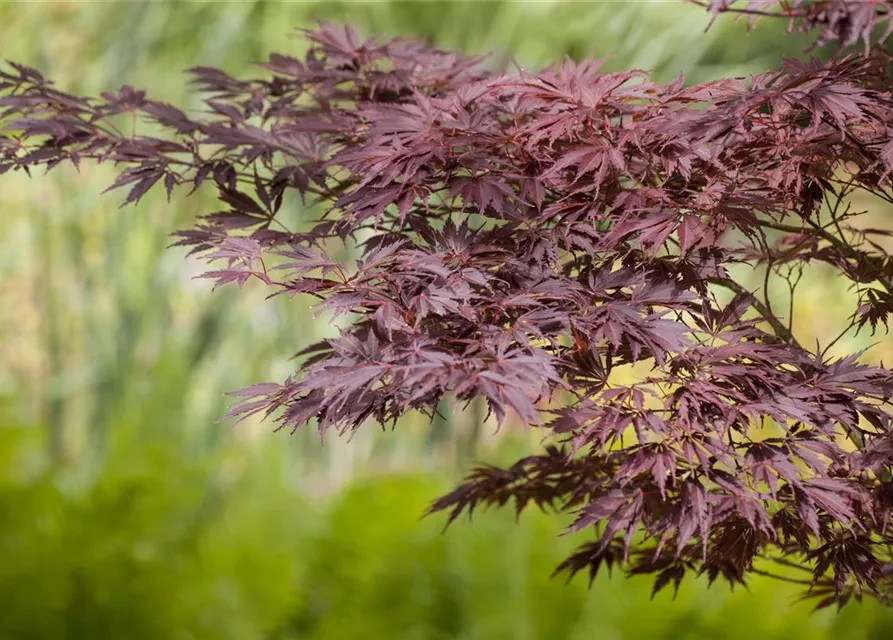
2 1 893 638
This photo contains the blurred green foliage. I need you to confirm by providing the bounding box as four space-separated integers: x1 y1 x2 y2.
2 422 893 639
1 1 892 638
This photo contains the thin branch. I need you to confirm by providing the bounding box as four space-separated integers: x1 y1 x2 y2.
709 276 802 348
751 568 816 586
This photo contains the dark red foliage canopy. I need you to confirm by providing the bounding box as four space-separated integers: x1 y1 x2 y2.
4 0 893 608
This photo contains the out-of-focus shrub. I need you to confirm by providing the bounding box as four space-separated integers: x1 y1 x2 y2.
2 422 893 640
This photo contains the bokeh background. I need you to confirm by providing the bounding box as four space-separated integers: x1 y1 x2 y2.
2 1 893 638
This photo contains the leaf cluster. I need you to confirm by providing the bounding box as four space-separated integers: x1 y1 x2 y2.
4 1 893 608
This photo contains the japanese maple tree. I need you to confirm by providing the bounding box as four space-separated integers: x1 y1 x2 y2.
4 0 893 609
